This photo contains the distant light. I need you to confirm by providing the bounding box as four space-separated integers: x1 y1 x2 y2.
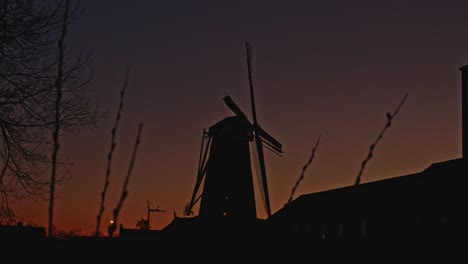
223 212 227 217
110 220 114 224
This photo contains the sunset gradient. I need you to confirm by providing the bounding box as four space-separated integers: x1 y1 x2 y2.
13 0 468 235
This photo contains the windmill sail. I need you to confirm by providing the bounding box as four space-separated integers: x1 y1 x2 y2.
245 40 272 217
251 135 271 217
185 130 211 215
255 124 282 155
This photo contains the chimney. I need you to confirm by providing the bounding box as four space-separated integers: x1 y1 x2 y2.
460 65 468 159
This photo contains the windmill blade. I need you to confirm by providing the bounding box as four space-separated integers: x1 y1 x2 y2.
261 138 283 157
185 162 207 215
223 94 248 119
245 40 259 125
185 131 212 215
252 134 272 217
254 124 282 153
245 40 274 217
223 94 283 156
245 40 282 152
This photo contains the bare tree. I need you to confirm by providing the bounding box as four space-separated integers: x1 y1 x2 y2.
136 217 149 230
0 0 101 224
48 0 70 238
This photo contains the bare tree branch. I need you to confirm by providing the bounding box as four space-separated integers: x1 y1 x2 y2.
354 93 408 186
109 122 143 238
286 134 321 205
95 68 130 237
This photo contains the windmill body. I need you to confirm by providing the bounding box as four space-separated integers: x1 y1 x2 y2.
198 116 257 223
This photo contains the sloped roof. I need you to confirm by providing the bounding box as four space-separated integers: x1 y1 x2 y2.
268 158 467 223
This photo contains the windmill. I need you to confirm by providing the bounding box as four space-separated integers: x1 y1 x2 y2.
184 41 283 224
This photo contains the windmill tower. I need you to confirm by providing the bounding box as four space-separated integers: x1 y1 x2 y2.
184 41 283 225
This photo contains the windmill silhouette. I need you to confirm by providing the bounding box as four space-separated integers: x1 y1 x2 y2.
184 41 283 223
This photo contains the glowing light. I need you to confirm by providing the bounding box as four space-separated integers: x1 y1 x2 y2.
110 220 114 224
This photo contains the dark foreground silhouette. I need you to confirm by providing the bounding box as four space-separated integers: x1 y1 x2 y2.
2 221 466 264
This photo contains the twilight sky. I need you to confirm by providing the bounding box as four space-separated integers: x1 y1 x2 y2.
14 0 468 234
